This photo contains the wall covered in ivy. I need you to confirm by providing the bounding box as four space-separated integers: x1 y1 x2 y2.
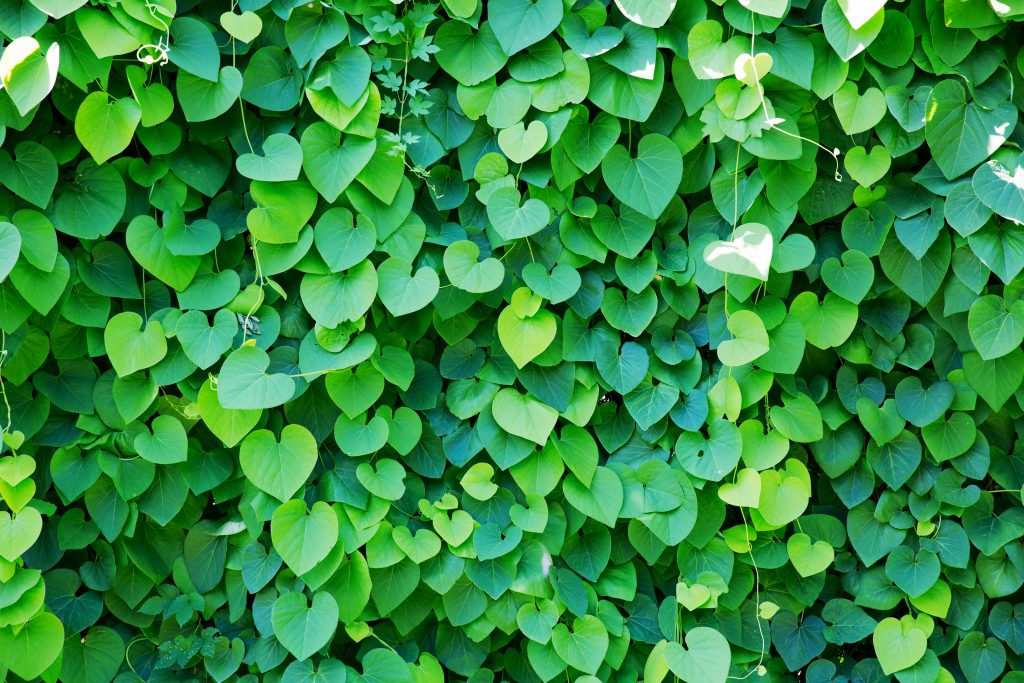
1 0 1023 681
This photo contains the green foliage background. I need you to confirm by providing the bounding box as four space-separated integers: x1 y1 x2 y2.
1 0 1024 680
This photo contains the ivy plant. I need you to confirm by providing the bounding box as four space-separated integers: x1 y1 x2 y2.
1 0 1024 682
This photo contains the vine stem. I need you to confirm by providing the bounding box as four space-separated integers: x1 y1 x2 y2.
0 331 10 436
726 506 767 680
239 99 254 154
748 13 842 182
367 630 399 654
241 238 265 344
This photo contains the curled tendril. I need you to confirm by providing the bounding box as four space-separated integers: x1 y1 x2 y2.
135 2 171 67
748 15 843 185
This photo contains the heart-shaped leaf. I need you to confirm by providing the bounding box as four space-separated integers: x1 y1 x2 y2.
221 11 262 42
104 312 167 377
0 142 57 208
217 346 296 410
271 500 338 576
0 611 64 680
926 80 1017 180
787 533 835 577
240 425 317 502
602 134 682 219
663 627 731 683
0 507 42 561
704 223 774 281
873 616 928 675
134 415 187 464
377 257 440 317
444 240 505 293
75 92 141 165
0 37 59 116
487 186 552 240
498 120 548 164
844 146 891 187
551 615 608 675
236 133 302 181
718 310 770 366
272 591 339 661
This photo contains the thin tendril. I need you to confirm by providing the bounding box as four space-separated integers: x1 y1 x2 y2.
242 238 265 344
0 331 11 436
136 2 171 67
239 99 255 154
726 507 767 680
748 14 842 182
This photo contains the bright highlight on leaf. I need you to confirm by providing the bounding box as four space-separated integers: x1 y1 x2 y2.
703 222 775 281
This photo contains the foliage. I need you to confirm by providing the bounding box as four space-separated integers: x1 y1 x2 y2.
1 0 1024 681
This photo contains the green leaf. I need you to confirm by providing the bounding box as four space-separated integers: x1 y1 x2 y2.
675 419 742 482
301 260 378 328
0 611 64 680
125 215 201 291
663 627 732 683
247 179 318 244
177 66 244 122
968 295 1024 360
0 222 21 284
718 310 769 366
787 533 834 577
489 0 563 56
220 11 262 42
756 460 810 526
885 545 940 598
0 37 59 116
843 145 890 187
272 592 339 661
821 0 883 61
434 21 508 86
75 92 141 165
59 626 124 683
377 257 440 317
551 615 608 675
235 133 302 181
356 458 406 500
498 120 548 164
0 141 57 208
973 157 1024 223
175 309 237 370
832 81 885 135
301 123 376 202
614 0 677 28
601 134 682 220
789 291 858 349
444 240 505 293
487 186 552 240
134 414 187 464
271 500 339 576
958 632 1006 683
925 79 1017 180
168 16 220 81
497 288 557 368
563 111 620 173
873 615 928 675
0 507 42 561
704 223 774 281
820 249 873 303
963 349 1024 411
240 424 317 502
217 345 296 410
492 388 558 446
103 312 167 377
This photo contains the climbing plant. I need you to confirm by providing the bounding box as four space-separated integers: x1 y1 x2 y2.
1 0 1024 681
